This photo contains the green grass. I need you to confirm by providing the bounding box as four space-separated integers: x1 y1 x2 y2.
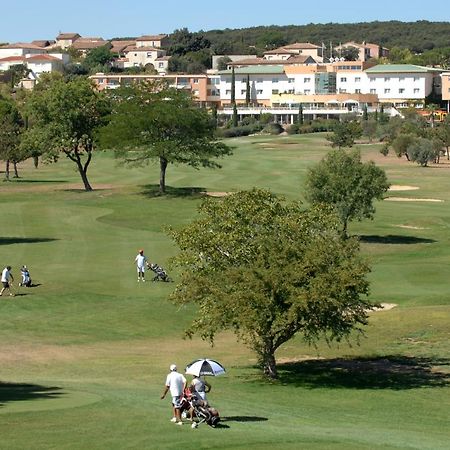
0 134 449 449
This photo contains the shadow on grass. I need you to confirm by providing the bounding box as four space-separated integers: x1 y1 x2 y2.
0 382 64 407
0 237 57 246
13 179 68 184
140 185 206 199
277 356 450 390
358 234 436 245
222 416 268 423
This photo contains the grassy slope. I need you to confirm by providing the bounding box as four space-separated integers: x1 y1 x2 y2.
0 135 449 449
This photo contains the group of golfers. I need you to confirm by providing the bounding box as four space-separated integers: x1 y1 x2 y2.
161 364 211 426
0 265 32 297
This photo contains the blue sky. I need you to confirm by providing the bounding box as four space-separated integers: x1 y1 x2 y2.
2 0 449 43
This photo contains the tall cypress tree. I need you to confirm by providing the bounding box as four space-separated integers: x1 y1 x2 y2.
298 104 304 125
362 104 368 121
230 66 236 105
232 103 238 127
245 74 250 106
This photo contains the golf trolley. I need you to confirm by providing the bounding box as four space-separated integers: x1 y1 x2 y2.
147 263 172 282
180 389 220 428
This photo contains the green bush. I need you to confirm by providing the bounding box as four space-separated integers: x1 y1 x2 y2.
263 122 284 135
217 123 263 138
310 119 338 132
298 124 313 134
287 123 299 134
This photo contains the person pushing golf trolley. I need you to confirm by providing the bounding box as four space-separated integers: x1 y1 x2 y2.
134 249 148 282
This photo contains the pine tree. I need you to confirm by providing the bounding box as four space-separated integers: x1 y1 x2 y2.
231 66 236 105
245 74 250 106
298 104 304 125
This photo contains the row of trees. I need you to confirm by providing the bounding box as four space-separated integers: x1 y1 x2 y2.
0 75 231 193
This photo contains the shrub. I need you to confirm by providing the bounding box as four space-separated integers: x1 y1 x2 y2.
263 122 284 135
217 123 263 138
287 123 299 134
298 124 313 134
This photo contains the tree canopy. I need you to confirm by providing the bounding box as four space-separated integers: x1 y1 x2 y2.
305 150 390 236
99 81 232 193
22 77 110 191
169 189 375 378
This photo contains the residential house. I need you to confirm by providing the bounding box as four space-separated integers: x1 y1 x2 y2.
31 40 55 48
55 32 81 49
110 40 136 56
263 43 324 63
135 34 169 48
72 37 109 55
334 42 389 61
0 43 46 58
211 54 257 70
119 46 169 73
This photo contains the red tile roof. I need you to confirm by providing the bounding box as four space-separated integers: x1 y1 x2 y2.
136 34 168 41
26 54 60 62
0 56 26 62
0 42 45 50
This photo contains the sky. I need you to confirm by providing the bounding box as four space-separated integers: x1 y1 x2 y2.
1 0 450 43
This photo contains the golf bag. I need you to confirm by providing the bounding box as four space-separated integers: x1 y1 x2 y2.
19 266 32 287
148 263 171 282
180 389 220 428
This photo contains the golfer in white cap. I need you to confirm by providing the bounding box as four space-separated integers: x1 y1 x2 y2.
161 364 186 425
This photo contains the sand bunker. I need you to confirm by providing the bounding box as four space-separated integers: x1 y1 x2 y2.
205 192 231 197
395 225 426 230
386 197 443 202
388 185 419 191
371 303 398 312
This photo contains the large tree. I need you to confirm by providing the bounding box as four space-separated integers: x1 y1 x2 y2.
327 121 362 149
169 189 375 378
305 150 390 236
99 81 232 194
0 98 26 180
22 77 110 191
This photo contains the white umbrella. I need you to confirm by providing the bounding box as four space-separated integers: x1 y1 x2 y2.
185 358 226 377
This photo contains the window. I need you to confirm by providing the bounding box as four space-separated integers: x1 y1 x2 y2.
384 89 390 94
241 89 246 95
272 78 279 83
210 78 219 85
384 77 390 82
97 78 104 84
414 88 420 93
370 89 376 94
226 89 231 95
355 89 361 93
355 77 361 82
158 62 164 68
257 78 263 83
288 78 294 83
399 76 405 81
146 52 152 57
287 89 294 94
370 78 375 82
304 77 311 82
399 88 405 94
340 89 347 93
241 78 246 83
192 78 199 84
340 77 347 82
272 89 279 94
257 89 263 94
304 89 311 94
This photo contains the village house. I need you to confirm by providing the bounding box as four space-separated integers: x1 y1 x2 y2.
55 32 81 49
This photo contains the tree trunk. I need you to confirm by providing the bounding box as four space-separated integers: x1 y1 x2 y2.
33 155 39 168
13 161 19 178
258 347 278 379
159 156 168 194
74 158 93 191
5 160 10 181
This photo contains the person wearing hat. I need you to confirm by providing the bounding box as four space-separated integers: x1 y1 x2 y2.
161 364 186 425
0 266 14 297
134 249 148 282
